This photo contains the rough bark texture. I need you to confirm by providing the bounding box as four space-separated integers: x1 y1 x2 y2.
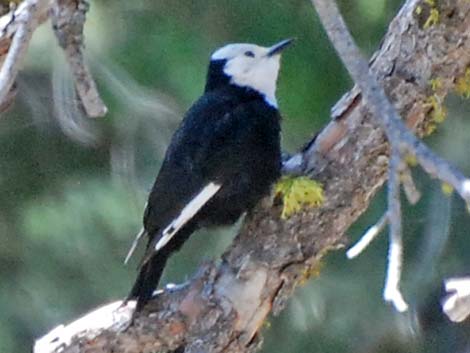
34 0 470 352
51 0 107 117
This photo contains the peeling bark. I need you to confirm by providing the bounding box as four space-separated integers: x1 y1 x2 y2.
34 0 470 352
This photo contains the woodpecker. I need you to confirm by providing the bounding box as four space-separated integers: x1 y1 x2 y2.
127 39 293 311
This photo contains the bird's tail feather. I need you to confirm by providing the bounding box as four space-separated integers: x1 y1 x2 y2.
126 223 197 312
127 252 169 311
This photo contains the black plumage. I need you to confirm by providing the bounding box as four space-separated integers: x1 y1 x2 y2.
127 41 290 311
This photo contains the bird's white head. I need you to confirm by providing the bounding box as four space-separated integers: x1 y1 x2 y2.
210 39 294 107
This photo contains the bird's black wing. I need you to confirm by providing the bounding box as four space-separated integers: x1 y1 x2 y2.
142 92 279 254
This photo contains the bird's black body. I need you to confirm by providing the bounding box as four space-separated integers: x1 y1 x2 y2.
128 55 283 311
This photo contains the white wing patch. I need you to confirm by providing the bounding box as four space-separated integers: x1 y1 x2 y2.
155 182 222 251
124 227 146 265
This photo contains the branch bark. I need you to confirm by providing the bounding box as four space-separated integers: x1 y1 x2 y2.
0 0 50 110
311 0 470 312
51 0 107 117
0 0 107 116
34 0 470 352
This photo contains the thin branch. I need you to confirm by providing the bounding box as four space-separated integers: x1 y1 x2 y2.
0 0 106 116
346 213 388 259
383 148 407 312
0 0 50 106
401 166 421 205
51 0 107 117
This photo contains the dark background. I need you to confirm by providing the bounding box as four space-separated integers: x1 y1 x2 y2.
1 0 469 352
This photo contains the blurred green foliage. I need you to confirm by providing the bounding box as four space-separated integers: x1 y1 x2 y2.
1 0 470 352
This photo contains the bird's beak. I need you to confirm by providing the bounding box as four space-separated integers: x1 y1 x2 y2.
266 38 295 57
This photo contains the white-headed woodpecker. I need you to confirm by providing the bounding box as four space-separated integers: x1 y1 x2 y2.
127 39 293 311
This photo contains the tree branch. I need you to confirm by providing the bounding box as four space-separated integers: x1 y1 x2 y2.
0 0 50 110
51 0 107 117
0 0 107 116
311 0 470 310
34 0 470 352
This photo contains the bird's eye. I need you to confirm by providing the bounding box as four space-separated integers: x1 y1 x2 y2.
244 50 255 58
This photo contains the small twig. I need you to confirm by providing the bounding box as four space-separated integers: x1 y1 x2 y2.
51 0 107 117
0 0 49 106
383 149 408 312
400 166 421 205
346 213 388 259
